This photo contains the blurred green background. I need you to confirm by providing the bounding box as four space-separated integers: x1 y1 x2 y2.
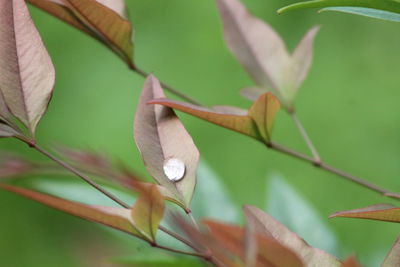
1 0 400 266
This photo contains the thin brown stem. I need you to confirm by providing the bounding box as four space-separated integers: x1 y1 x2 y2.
289 112 321 163
268 142 398 198
16 138 199 254
132 66 203 106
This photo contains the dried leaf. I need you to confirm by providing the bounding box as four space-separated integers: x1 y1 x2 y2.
215 0 319 108
244 206 340 266
341 256 363 267
134 75 200 209
28 0 133 65
0 0 55 136
150 92 280 143
0 184 148 240
382 236 400 267
329 204 400 223
131 185 165 242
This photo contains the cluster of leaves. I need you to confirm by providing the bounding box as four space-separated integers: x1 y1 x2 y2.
1 0 400 266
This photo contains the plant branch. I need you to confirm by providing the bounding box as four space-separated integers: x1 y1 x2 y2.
16 138 200 256
131 66 203 106
267 142 398 198
289 111 321 163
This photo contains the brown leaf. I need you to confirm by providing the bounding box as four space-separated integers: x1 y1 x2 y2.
330 204 400 223
0 184 147 240
0 0 55 136
341 256 363 267
244 206 340 266
134 75 200 209
382 236 400 266
28 0 133 65
131 185 165 242
204 220 304 267
150 92 280 143
215 0 319 108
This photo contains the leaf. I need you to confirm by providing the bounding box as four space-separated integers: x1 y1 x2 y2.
191 160 239 223
0 184 148 240
329 204 400 223
382 236 400 267
267 175 339 255
149 92 280 143
134 75 200 209
131 185 165 242
204 220 304 267
320 7 400 22
244 206 341 266
278 0 400 23
28 0 134 65
0 0 55 136
215 0 319 108
240 87 268 102
341 256 363 267
0 124 20 138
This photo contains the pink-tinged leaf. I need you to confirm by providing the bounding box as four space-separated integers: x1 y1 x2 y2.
150 92 280 142
330 204 400 223
134 75 200 209
204 220 304 267
0 91 12 123
244 206 340 266
28 0 133 65
212 105 248 116
64 0 133 64
0 184 147 240
215 0 319 108
131 185 165 242
0 0 55 136
341 256 363 267
240 87 268 102
382 236 400 266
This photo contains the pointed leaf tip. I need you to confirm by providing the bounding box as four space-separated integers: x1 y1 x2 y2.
329 204 400 223
134 75 199 209
0 0 55 136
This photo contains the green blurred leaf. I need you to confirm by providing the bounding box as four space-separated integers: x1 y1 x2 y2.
267 175 339 256
191 160 239 223
320 7 400 22
112 252 204 267
278 0 400 23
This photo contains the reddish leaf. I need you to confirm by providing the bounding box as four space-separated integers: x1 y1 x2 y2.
341 256 363 267
28 0 133 65
382 236 400 266
131 185 165 242
204 220 304 267
329 204 400 223
0 184 147 240
150 92 280 143
134 75 200 209
215 0 319 108
244 206 340 266
0 0 55 136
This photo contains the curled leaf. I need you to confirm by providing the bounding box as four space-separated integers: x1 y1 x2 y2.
131 185 165 242
0 184 147 240
28 0 134 65
0 0 55 136
329 204 400 223
150 92 280 143
134 75 200 209
215 0 319 108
